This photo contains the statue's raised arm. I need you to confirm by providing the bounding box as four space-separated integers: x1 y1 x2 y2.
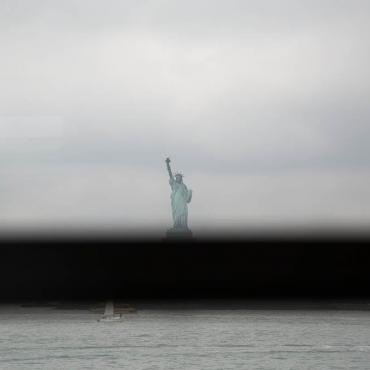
165 157 174 180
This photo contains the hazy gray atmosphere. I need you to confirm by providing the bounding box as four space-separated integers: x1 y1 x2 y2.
1 0 370 232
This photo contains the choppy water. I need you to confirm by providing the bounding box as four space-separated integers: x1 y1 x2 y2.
1 304 370 369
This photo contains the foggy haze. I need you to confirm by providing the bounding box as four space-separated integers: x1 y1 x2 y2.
1 0 370 233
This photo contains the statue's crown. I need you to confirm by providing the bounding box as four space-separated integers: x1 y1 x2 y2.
175 171 184 177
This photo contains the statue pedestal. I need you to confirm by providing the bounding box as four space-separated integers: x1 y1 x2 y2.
165 228 194 240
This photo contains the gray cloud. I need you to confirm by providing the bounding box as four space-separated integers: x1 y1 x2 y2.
0 1 369 231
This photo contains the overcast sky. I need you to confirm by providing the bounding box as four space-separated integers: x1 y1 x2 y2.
1 0 370 234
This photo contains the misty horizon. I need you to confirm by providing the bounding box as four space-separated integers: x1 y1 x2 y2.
1 1 370 232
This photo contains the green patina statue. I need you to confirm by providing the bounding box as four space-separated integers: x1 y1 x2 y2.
165 157 193 236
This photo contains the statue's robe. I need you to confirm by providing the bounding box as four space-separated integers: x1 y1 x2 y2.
169 178 192 230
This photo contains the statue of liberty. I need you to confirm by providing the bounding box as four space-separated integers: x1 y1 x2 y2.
165 157 193 237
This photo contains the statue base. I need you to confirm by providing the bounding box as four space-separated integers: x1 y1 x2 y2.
165 228 194 240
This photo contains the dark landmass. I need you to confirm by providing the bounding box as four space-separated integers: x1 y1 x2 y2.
0 230 369 301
